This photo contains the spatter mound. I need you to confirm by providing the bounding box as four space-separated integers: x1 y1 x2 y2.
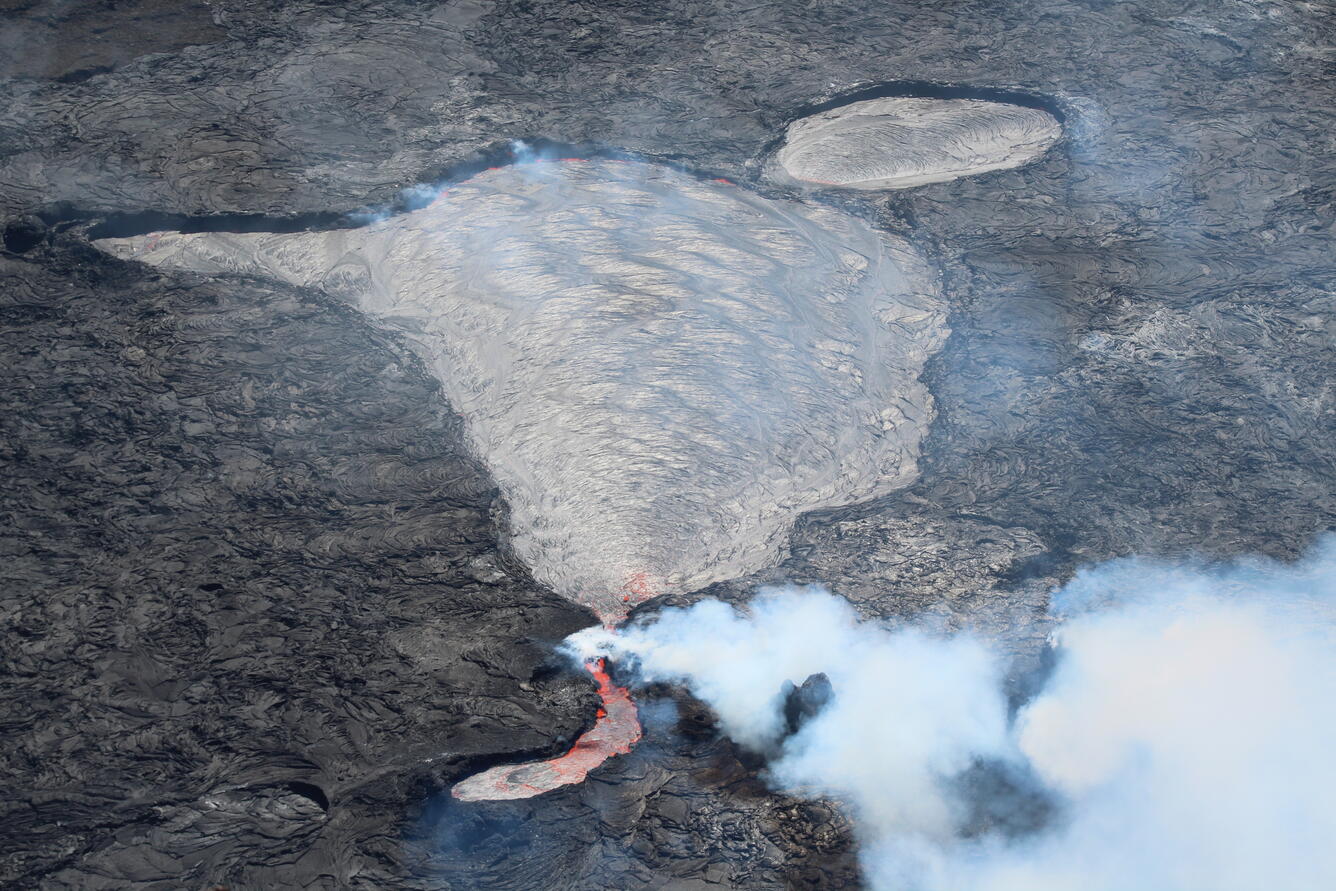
774 96 1061 190
97 158 945 624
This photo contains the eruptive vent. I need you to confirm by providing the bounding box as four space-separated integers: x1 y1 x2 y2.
96 155 945 625
773 96 1061 190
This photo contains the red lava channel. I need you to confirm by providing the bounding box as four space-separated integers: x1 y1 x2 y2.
451 657 641 801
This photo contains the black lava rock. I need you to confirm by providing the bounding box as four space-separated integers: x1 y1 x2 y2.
782 673 835 738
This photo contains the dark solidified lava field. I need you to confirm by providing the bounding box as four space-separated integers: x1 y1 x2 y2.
2 1 1335 888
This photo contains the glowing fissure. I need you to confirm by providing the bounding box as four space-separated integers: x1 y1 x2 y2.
450 657 641 801
450 593 648 800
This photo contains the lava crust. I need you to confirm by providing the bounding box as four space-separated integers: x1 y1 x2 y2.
773 96 1062 190
96 157 946 624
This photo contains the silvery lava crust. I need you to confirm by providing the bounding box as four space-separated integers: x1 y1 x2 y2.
97 158 946 622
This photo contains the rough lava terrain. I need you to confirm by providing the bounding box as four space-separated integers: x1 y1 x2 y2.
2 0 1335 889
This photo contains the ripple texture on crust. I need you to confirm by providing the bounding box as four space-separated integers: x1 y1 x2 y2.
96 159 945 622
774 97 1061 190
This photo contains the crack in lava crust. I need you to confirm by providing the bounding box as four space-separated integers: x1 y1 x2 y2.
451 657 641 801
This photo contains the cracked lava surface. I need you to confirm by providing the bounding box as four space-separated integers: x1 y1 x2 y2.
94 156 944 626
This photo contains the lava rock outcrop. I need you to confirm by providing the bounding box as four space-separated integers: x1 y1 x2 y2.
782 673 835 737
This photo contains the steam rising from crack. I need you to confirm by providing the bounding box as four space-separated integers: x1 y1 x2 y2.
569 537 1336 890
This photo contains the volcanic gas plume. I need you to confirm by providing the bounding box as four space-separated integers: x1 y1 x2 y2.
570 537 1336 891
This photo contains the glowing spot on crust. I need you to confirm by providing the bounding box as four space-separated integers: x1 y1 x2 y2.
450 658 641 802
586 572 660 626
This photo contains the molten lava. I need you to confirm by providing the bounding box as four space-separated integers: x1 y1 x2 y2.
451 658 641 801
452 573 657 801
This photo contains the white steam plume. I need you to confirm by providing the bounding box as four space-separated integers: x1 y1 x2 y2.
567 536 1336 890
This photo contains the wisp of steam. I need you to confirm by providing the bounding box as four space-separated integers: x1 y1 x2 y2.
568 536 1336 890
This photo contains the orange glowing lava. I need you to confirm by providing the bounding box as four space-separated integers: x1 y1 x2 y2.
451 657 641 801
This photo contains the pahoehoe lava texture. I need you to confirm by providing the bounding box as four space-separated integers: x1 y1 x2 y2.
773 97 1062 190
0 238 600 889
98 158 945 623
